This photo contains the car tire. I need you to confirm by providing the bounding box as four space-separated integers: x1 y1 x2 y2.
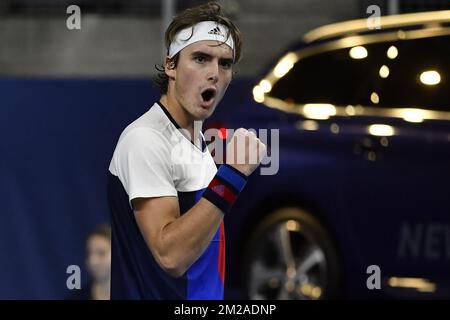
243 207 340 299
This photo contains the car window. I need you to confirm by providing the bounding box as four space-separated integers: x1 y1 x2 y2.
269 34 450 112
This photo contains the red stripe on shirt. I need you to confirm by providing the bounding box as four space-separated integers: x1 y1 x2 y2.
218 221 226 284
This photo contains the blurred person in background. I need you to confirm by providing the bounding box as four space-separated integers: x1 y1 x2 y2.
69 223 111 300
86 223 111 300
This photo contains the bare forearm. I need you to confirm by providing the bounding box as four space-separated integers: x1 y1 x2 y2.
159 198 224 276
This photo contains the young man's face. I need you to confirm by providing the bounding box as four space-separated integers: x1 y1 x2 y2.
166 40 234 121
86 235 111 283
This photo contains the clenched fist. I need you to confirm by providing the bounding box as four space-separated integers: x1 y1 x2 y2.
226 128 267 176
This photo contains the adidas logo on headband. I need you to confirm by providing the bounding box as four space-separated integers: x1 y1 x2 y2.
208 27 224 36
168 21 235 59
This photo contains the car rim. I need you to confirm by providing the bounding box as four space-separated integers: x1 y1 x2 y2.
248 219 328 300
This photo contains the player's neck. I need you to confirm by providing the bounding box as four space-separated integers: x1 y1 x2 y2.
159 95 202 146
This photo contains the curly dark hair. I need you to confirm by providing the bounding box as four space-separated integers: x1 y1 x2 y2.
153 1 242 95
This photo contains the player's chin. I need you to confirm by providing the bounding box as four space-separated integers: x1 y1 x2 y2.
195 105 215 120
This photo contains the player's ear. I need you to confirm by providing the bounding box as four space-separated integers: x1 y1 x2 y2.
165 56 176 79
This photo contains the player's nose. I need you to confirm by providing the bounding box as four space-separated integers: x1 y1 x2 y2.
206 62 219 83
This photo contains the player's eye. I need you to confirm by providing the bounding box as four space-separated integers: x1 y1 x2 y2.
220 60 233 69
194 55 206 63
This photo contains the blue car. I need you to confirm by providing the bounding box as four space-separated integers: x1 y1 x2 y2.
205 10 450 299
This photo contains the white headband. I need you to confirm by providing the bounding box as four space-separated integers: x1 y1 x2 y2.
168 21 235 60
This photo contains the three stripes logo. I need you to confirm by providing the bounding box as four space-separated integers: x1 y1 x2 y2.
208 27 224 37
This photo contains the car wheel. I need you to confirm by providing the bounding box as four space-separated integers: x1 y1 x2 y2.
243 207 340 299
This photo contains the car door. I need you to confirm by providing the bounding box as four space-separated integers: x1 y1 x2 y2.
261 28 450 298
343 33 450 297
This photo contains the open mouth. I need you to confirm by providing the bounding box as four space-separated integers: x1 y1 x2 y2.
201 88 217 103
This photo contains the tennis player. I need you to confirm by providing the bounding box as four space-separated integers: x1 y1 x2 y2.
107 1 266 299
